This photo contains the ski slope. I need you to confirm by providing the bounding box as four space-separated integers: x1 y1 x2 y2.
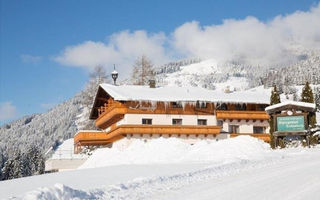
1 137 320 200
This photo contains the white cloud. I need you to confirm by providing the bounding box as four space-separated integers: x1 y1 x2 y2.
54 30 170 76
172 3 320 66
55 3 320 75
0 102 17 121
21 54 42 63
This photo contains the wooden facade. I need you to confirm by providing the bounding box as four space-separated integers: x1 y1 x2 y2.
216 110 270 121
74 125 221 153
74 85 272 153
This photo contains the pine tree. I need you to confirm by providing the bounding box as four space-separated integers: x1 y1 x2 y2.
131 55 155 85
11 151 23 179
269 85 281 148
301 82 316 128
270 85 281 105
1 158 14 180
301 82 314 103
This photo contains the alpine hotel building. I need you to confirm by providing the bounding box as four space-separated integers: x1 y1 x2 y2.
74 83 271 153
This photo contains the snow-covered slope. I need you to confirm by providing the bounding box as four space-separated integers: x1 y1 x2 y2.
0 95 83 158
156 50 320 92
1 136 320 200
79 136 271 169
157 59 250 91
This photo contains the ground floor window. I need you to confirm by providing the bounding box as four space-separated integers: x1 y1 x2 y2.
229 125 239 133
172 118 182 125
142 118 152 125
253 126 265 134
198 119 207 125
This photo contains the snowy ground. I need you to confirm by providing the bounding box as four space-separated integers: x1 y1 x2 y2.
1 137 320 200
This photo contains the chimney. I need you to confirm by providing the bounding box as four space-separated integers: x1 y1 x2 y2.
149 79 156 88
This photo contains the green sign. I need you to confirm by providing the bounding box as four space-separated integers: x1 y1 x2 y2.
277 116 305 132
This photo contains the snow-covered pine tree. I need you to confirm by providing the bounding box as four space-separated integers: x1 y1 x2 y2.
1 157 14 180
301 82 314 103
314 87 320 112
270 85 281 105
26 145 45 175
301 82 316 128
131 55 155 85
11 150 23 179
269 85 281 148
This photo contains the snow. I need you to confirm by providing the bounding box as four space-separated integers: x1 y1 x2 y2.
1 138 319 199
265 100 316 112
79 136 271 169
171 59 220 75
214 76 249 92
49 139 87 160
99 83 271 104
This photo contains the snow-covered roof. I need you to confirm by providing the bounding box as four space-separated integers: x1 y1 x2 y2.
99 84 270 104
265 101 316 113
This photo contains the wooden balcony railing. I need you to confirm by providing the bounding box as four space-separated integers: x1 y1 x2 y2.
74 125 221 153
216 110 270 121
95 104 128 129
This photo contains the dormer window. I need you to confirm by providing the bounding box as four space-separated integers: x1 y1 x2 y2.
217 103 228 110
196 101 207 108
172 102 183 108
235 104 246 111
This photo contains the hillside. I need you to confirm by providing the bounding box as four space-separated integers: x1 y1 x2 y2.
1 49 319 180
0 94 83 158
156 49 320 92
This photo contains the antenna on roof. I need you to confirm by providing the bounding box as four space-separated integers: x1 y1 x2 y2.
111 64 118 85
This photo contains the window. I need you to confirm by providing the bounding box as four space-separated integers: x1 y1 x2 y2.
172 102 183 108
228 125 239 133
217 120 223 126
196 101 207 108
253 126 265 134
198 119 207 125
172 118 182 125
142 118 152 125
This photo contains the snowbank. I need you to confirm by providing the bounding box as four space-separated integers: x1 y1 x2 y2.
79 136 271 169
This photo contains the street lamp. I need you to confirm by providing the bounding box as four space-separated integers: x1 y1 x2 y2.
111 64 118 85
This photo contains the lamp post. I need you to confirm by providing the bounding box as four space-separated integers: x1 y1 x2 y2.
111 64 118 85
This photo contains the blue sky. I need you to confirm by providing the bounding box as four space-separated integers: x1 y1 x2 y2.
0 0 319 124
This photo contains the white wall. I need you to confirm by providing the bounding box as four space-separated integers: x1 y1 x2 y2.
221 119 270 133
45 158 87 172
113 114 270 135
116 114 217 126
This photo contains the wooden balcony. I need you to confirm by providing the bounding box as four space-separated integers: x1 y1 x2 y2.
95 105 128 129
216 110 270 121
230 133 270 142
74 125 221 153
